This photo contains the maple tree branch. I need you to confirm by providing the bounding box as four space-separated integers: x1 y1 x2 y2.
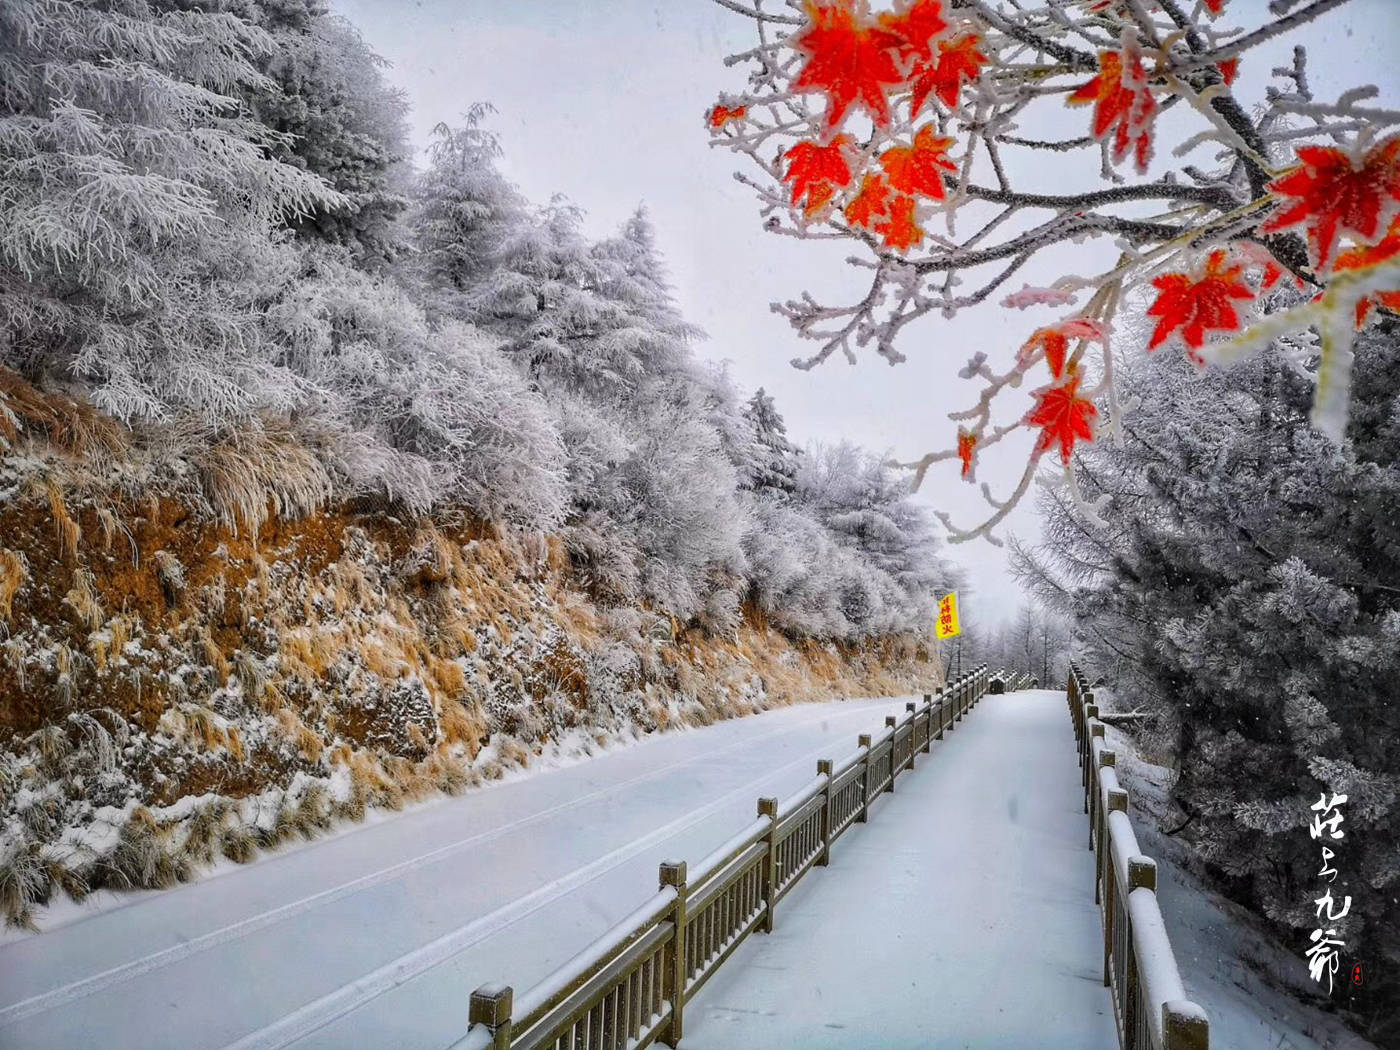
1167 0 1354 71
1151 1 1276 192
708 0 802 26
1000 133 1095 151
960 180 1237 210
948 249 1036 308
954 0 1099 72
910 213 1183 274
781 268 892 370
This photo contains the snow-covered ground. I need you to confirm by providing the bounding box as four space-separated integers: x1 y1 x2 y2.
682 688 1119 1050
5 685 1352 1050
0 695 920 1050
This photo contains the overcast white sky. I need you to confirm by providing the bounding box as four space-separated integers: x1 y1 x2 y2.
335 0 1400 624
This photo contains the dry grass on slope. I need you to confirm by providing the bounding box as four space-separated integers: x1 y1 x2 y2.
0 393 940 930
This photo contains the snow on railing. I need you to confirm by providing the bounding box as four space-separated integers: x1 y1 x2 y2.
988 669 1038 693
1068 665 1210 1050
448 664 993 1050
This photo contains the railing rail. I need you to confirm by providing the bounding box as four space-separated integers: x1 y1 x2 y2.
451 664 993 1050
1067 664 1209 1050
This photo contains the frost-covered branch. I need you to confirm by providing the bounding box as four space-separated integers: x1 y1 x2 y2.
706 0 1392 541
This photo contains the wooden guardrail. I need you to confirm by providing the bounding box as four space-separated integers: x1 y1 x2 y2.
449 664 992 1050
1068 664 1209 1050
988 670 1037 693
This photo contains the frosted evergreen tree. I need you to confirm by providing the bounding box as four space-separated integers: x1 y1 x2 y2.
740 388 799 498
262 249 568 525
411 107 528 306
795 443 948 633
589 207 701 386
798 443 944 596
214 0 413 265
0 0 342 420
1015 322 1400 1040
414 157 749 621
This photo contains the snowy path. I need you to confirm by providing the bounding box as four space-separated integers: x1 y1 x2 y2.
0 695 919 1050
682 689 1119 1050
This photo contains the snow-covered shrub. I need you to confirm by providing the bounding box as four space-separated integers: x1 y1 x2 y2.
264 250 568 527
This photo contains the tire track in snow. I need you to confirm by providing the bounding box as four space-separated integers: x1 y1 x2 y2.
0 702 882 1028
219 729 853 1050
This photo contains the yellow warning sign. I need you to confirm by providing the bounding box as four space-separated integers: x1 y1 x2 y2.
936 592 961 639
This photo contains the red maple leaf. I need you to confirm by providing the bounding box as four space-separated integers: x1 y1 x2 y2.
1217 57 1239 87
879 0 948 62
708 102 748 129
792 0 906 132
1260 138 1400 272
907 32 987 116
957 428 977 479
1334 216 1400 326
1147 249 1256 359
1066 48 1156 172
844 172 893 229
879 126 957 200
1262 259 1304 291
784 136 856 216
1027 371 1098 465
874 193 924 251
1204 0 1228 15
1020 318 1107 378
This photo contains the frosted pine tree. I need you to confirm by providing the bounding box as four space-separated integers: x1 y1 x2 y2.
740 388 800 498
262 250 568 525
218 0 413 265
411 108 528 307
796 443 950 632
1015 321 1400 1041
0 0 343 420
590 208 702 385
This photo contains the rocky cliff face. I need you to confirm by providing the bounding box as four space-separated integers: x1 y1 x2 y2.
0 471 938 929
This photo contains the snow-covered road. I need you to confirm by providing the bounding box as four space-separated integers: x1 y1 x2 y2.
0 695 921 1050
683 689 1118 1050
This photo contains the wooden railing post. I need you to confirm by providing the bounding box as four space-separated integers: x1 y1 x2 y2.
884 716 897 791
934 687 945 739
1096 784 1128 905
468 984 513 1050
758 797 778 932
658 860 687 1045
1086 722 1105 811
904 702 917 769
1163 1002 1210 1050
1092 747 1116 848
1083 702 1099 774
921 694 933 752
1099 787 1128 984
857 735 872 822
816 759 833 866
1128 855 1156 892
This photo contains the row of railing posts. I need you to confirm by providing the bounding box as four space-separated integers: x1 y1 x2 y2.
1067 665 1209 1050
453 665 995 1050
